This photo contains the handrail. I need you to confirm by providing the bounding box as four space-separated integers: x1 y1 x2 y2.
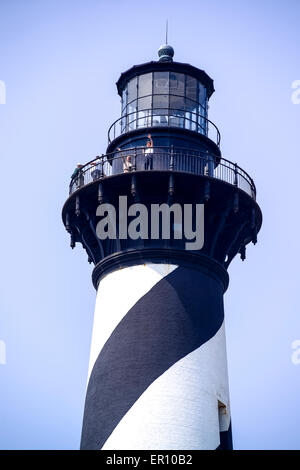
107 108 221 146
69 146 256 200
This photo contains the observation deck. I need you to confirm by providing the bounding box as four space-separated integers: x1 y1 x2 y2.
69 146 256 200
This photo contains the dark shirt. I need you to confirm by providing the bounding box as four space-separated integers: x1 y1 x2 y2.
71 167 80 179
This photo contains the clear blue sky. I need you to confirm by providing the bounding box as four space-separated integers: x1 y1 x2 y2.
0 0 299 449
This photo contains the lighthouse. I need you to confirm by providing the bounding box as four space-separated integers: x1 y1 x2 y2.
62 44 262 450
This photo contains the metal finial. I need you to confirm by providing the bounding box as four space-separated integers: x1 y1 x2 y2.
158 23 174 64
158 20 174 62
166 20 168 44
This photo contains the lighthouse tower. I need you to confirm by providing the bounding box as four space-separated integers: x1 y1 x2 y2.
62 45 262 450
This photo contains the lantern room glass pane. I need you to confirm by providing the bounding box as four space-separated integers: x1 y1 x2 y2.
153 94 168 109
198 113 206 134
138 96 152 111
185 98 198 131
169 72 185 96
122 88 127 113
198 84 207 133
169 94 185 111
137 109 151 128
152 108 168 126
138 73 152 98
185 98 198 113
169 108 184 128
198 103 206 116
186 76 197 102
128 99 137 131
198 84 207 109
153 71 169 94
127 77 137 105
128 99 137 114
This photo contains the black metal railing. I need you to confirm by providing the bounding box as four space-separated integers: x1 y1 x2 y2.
107 108 221 146
69 146 256 200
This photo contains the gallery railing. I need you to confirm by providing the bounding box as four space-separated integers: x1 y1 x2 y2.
69 146 256 200
107 108 221 146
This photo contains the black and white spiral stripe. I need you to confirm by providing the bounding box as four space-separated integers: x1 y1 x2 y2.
81 263 232 450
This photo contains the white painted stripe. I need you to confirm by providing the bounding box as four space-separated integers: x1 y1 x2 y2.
102 322 230 450
87 263 178 381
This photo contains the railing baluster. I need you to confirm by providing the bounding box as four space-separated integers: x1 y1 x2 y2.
170 145 174 171
133 148 137 171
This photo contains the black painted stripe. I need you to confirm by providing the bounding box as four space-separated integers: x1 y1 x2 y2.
217 423 233 450
81 265 225 450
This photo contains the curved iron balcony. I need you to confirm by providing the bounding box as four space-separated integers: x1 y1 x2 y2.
69 146 256 200
108 108 221 146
